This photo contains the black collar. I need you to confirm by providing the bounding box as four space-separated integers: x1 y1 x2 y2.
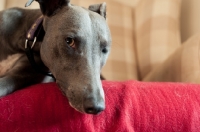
25 15 55 79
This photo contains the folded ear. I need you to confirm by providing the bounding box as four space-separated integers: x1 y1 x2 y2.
25 0 69 16
88 2 107 19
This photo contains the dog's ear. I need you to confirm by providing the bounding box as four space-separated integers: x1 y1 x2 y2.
25 0 69 16
88 3 107 19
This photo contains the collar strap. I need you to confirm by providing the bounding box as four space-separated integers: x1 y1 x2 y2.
26 15 44 41
25 16 55 79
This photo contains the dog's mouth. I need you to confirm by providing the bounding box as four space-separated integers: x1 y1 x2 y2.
68 102 85 113
58 85 85 113
57 82 105 115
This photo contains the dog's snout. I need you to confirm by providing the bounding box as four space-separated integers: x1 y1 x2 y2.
84 98 105 114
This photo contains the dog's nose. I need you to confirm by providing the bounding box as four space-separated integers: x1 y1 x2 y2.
85 105 104 114
84 99 105 114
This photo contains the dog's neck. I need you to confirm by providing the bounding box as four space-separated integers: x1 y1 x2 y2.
22 9 44 53
26 15 44 42
0 8 43 61
25 15 54 78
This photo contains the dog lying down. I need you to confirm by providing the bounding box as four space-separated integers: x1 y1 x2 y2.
0 0 112 114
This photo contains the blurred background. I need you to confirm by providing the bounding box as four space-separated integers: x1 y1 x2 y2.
1 0 200 81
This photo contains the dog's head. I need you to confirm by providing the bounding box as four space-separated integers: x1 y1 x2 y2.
26 0 111 114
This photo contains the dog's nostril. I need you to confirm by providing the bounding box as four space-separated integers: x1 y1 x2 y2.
84 96 105 114
85 105 105 114
86 107 96 114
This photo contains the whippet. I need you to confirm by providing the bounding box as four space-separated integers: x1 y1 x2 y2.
0 0 111 114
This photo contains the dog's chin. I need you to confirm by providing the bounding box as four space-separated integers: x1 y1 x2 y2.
58 85 86 114
69 102 85 114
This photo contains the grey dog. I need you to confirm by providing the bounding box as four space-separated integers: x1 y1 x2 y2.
0 0 112 114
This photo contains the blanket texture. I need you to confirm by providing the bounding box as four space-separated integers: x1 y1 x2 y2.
0 81 200 132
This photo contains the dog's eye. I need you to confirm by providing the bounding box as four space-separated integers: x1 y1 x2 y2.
66 37 75 48
102 47 108 54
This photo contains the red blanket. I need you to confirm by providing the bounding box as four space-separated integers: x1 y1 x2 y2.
0 81 200 132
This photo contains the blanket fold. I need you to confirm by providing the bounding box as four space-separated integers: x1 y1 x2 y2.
0 81 200 132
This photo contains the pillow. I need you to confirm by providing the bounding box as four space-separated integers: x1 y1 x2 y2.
135 0 182 79
181 0 200 42
144 33 200 83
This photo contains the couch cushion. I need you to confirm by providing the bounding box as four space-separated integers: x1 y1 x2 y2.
135 0 182 79
144 33 200 83
181 0 200 42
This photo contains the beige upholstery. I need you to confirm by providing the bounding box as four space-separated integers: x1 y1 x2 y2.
135 0 182 79
0 0 5 11
1 0 200 83
5 0 39 9
181 0 200 43
144 33 200 83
